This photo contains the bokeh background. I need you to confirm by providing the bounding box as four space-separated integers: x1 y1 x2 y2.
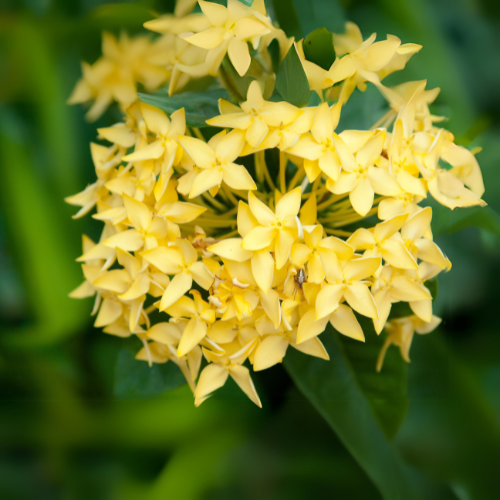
0 0 499 498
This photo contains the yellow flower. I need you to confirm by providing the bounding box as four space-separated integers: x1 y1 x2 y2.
288 103 343 182
182 0 272 77
252 314 329 372
104 194 167 252
165 291 216 357
241 188 302 271
195 338 261 407
141 238 214 311
207 81 301 149
68 32 170 121
328 130 402 216
291 224 353 284
178 129 256 198
371 265 432 334
347 214 418 270
315 254 380 322
377 315 441 371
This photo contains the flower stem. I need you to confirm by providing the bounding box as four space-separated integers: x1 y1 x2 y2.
280 151 287 194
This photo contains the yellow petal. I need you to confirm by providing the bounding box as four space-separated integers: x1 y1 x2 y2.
185 26 226 49
259 288 281 328
381 240 418 269
275 186 302 220
123 140 164 162
367 166 401 196
410 299 433 323
119 274 150 301
237 201 258 237
189 167 224 198
97 124 136 148
194 364 228 406
228 37 251 76
373 289 392 334
248 190 276 226
228 365 262 407
177 319 207 357
401 207 432 242
123 194 152 232
189 261 214 289
158 201 206 223
178 135 215 168
216 129 246 162
391 276 431 302
315 283 344 320
104 229 143 252
242 225 276 251
275 229 295 270
291 333 329 360
148 322 181 345
297 308 329 343
222 162 257 191
374 213 408 242
350 176 373 216
141 246 183 274
345 282 378 319
199 0 228 26
94 298 122 328
251 250 275 293
246 118 269 148
159 271 192 311
330 304 364 341
208 238 252 262
253 335 289 371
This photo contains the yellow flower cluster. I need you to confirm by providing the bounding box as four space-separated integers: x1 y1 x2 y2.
67 0 486 407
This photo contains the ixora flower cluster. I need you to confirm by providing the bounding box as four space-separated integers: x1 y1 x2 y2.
67 0 486 407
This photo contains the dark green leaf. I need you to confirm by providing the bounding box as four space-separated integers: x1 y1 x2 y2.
430 200 500 238
114 348 186 398
293 0 346 35
138 88 230 128
284 326 440 499
275 44 311 107
219 56 256 102
303 27 336 70
89 4 156 29
271 0 302 39
267 38 281 74
343 317 408 439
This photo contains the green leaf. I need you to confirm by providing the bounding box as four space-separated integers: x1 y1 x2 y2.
271 0 303 39
284 327 442 499
430 201 500 238
303 27 336 70
114 348 186 398
88 4 156 29
138 88 230 128
219 56 256 102
275 44 311 107
293 0 346 35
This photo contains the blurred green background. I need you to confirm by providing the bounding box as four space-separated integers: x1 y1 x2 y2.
0 0 499 498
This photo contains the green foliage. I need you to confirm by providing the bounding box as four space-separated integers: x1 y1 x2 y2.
114 347 186 398
431 202 500 238
139 88 230 128
271 0 302 40
219 56 256 102
285 326 428 500
303 27 336 70
275 44 311 107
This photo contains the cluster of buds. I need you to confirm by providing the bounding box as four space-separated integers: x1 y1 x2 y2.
68 0 486 407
